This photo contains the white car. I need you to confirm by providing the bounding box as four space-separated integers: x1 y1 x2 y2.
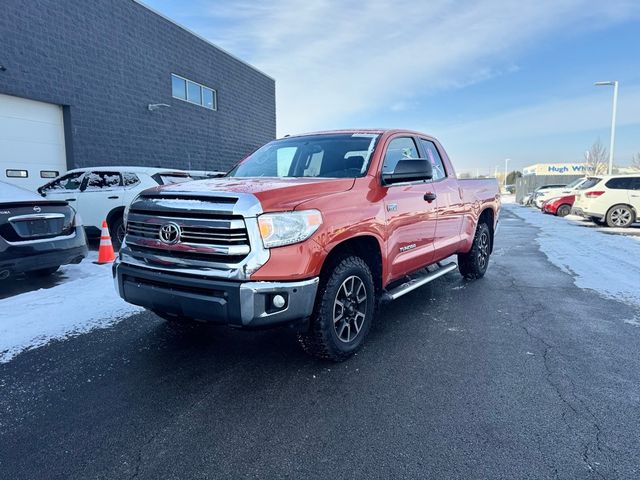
526 183 567 206
572 175 640 227
38 167 194 246
534 178 589 208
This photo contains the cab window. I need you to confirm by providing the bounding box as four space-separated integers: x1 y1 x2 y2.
382 137 420 174
419 139 446 180
84 172 122 191
41 172 84 191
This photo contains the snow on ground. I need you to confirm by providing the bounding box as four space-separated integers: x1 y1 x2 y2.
0 252 142 363
507 204 640 309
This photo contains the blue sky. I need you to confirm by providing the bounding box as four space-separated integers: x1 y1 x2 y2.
144 0 640 174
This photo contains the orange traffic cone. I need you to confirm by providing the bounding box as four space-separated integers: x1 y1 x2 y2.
96 220 116 264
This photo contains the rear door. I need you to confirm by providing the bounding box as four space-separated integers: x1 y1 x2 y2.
382 136 437 280
626 177 640 214
417 137 464 259
76 171 124 229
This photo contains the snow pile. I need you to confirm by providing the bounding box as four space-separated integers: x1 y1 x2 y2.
508 205 640 309
0 252 143 363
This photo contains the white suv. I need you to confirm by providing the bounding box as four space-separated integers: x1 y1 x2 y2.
572 175 640 227
38 167 194 246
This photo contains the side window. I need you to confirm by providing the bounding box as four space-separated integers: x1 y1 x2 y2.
631 177 640 190
419 139 446 180
382 137 419 174
41 172 84 191
84 172 122 191
606 178 631 190
122 172 140 187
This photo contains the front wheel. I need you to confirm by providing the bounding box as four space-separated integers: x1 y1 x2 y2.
458 222 491 279
109 216 126 250
298 256 375 362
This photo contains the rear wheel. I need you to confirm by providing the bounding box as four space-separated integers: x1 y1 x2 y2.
606 205 635 228
458 222 491 279
298 256 375 362
556 204 571 217
25 266 59 278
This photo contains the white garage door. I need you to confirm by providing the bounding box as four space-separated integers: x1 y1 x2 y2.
0 93 67 192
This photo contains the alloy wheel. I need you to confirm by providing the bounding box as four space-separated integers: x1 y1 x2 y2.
477 231 490 270
333 275 367 343
610 208 632 226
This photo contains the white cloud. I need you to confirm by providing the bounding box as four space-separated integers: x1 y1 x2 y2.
196 0 639 135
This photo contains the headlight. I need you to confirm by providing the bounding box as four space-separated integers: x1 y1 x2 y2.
257 210 322 248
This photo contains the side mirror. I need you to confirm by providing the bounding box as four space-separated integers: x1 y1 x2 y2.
382 159 433 185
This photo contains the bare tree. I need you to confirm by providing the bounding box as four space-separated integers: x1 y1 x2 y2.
584 140 608 175
632 153 640 172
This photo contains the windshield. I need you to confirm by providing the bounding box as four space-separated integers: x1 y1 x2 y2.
565 178 584 188
157 174 194 185
228 134 379 179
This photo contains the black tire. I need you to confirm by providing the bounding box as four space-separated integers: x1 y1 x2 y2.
298 256 375 362
109 216 126 250
605 204 635 228
590 216 605 226
458 222 491 279
556 204 571 217
25 266 59 278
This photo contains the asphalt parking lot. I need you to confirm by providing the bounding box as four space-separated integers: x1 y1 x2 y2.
1 208 639 479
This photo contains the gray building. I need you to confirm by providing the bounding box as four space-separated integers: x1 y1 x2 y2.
0 0 276 190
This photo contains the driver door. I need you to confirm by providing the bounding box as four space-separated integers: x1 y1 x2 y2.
382 136 437 281
40 171 85 206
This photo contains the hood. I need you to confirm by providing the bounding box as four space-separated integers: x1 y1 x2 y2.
146 177 356 211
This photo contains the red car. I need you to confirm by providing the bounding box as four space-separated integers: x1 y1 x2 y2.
542 194 575 217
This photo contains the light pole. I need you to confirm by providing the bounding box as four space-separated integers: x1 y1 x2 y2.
504 158 510 189
594 80 618 175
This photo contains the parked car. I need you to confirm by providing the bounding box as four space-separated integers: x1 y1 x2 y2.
572 175 640 227
38 167 193 247
188 170 227 180
542 194 575 217
533 177 588 208
525 184 566 206
113 129 501 361
0 181 88 279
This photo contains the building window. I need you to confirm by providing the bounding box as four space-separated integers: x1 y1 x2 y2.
6 169 28 178
171 74 217 110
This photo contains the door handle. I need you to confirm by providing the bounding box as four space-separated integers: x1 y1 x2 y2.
65 198 76 202
423 192 437 203
108 196 120 199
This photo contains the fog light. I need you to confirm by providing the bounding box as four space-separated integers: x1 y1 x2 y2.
272 294 286 309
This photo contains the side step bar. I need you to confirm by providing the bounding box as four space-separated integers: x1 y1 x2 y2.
380 262 458 303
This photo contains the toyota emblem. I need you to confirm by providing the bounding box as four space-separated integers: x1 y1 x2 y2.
33 206 42 213
158 222 181 244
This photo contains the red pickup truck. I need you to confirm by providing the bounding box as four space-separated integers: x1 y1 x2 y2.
114 130 500 360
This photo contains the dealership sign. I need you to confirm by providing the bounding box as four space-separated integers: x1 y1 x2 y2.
522 163 591 176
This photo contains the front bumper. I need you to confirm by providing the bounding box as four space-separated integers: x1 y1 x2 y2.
0 227 88 275
113 261 319 328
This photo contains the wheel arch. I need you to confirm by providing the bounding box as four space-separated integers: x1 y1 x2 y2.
106 206 125 226
320 235 383 294
478 207 495 253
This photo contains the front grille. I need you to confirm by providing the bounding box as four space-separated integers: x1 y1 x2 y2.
124 199 251 264
127 220 248 245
